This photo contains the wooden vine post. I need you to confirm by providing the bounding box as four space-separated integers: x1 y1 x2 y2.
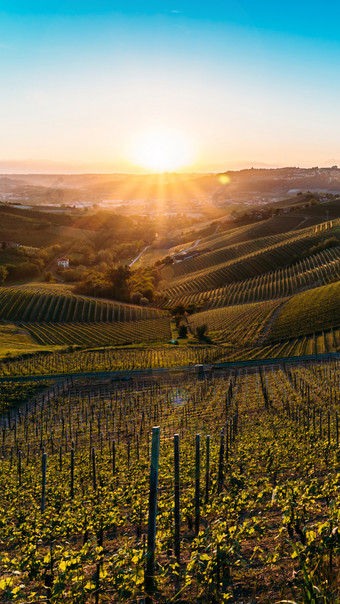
18 450 22 487
195 433 200 536
217 427 225 494
112 440 116 475
92 447 97 491
145 426 160 598
174 434 180 563
205 435 210 505
41 452 47 513
70 448 74 500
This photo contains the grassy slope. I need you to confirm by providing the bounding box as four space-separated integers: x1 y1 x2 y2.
0 206 94 248
0 324 61 358
268 281 340 341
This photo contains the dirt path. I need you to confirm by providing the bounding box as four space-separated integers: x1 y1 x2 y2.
257 298 289 345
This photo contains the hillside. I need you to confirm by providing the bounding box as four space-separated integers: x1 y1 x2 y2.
267 281 340 341
161 226 337 298
0 191 340 361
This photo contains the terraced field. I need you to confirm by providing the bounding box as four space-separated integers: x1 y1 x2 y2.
161 223 340 300
186 213 337 255
163 224 318 281
162 244 340 310
0 288 163 323
23 317 172 347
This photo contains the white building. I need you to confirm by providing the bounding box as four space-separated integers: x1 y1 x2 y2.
57 257 70 269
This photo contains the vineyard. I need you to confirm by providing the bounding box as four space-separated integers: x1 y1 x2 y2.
0 346 231 378
2 199 340 603
161 230 328 297
1 359 340 602
22 318 172 347
267 281 340 342
162 221 337 285
0 288 164 324
162 228 308 281
162 244 340 310
231 327 340 361
187 299 284 347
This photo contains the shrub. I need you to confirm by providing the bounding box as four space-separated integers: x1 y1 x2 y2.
196 324 208 340
43 271 55 283
178 324 188 338
131 291 143 304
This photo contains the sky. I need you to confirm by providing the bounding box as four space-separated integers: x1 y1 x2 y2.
1 1 340 173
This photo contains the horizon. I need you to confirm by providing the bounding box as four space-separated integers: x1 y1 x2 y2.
0 161 339 177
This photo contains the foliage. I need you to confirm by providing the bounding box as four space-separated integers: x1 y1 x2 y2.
196 324 208 340
0 360 340 601
0 265 8 285
178 323 188 338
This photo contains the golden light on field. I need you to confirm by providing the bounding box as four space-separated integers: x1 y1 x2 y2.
129 128 194 172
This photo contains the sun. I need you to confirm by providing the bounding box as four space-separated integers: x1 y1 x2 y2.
129 128 194 172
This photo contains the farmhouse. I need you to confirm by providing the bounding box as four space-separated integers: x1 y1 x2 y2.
57 257 70 268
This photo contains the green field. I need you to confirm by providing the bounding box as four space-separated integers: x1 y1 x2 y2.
268 281 340 341
0 323 59 358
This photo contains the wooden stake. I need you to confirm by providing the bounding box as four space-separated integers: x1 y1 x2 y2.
195 434 200 536
145 426 160 597
70 448 74 500
174 434 180 563
217 428 225 494
205 435 210 505
92 448 97 491
18 450 22 487
41 453 47 513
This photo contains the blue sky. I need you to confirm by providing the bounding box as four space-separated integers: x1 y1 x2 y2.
1 1 340 172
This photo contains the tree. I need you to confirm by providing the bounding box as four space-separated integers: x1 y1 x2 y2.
170 304 187 317
178 324 188 338
131 291 142 305
43 271 54 283
196 324 208 340
0 266 8 285
106 265 131 302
